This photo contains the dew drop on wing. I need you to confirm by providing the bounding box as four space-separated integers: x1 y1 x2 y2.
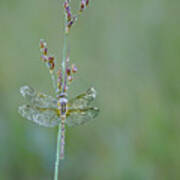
19 85 58 109
66 107 99 127
18 104 60 127
68 87 97 109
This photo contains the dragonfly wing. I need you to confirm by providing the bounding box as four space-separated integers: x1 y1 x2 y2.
18 104 60 127
66 107 99 127
20 86 58 108
68 87 97 109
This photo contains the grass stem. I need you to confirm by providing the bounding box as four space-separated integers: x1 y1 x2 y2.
54 124 62 180
54 5 68 179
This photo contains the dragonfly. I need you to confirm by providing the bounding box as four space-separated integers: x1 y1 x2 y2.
18 85 99 127
18 85 99 158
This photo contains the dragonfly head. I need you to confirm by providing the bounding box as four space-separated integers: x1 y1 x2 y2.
56 92 67 98
57 92 68 104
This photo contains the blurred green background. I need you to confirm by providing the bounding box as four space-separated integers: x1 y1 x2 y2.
1 0 180 179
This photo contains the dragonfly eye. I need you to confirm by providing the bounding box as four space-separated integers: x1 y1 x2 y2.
59 92 67 98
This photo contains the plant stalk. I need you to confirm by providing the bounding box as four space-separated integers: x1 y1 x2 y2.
54 123 62 180
54 3 68 179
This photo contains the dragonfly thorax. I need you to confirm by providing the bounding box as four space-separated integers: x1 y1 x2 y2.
58 96 68 117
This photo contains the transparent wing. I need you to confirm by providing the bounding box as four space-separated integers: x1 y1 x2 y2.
20 85 58 108
18 104 60 127
68 87 97 109
66 107 99 127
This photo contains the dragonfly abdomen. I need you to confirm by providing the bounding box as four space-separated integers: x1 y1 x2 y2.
57 93 68 159
60 116 65 159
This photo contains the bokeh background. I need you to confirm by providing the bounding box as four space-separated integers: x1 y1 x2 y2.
1 0 180 179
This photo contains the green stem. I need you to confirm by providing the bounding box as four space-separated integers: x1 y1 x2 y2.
54 124 62 180
45 63 57 91
51 70 57 90
54 35 67 180
61 34 68 92
50 70 57 91
54 7 68 179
